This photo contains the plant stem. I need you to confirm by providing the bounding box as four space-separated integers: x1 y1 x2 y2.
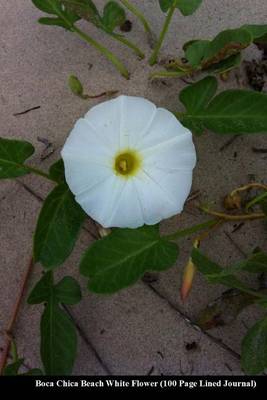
81 90 119 100
110 32 145 59
149 1 178 65
230 183 267 197
46 2 130 78
246 191 267 212
0 257 34 375
73 26 130 79
25 164 57 182
200 206 265 221
164 219 219 241
118 0 153 35
149 69 189 79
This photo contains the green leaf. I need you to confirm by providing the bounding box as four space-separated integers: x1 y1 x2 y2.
184 28 251 70
201 28 252 69
241 316 267 374
33 0 80 29
191 248 262 296
194 250 267 277
54 276 82 304
41 300 77 375
21 368 44 376
80 225 179 293
239 252 267 274
242 24 267 42
159 0 171 12
205 53 242 75
49 158 65 183
184 40 210 67
202 90 267 134
0 137 34 179
28 272 82 305
28 272 53 304
28 272 79 375
102 1 126 32
33 184 86 269
179 76 217 134
32 0 60 14
159 0 202 15
176 0 202 16
180 76 218 114
180 76 267 135
60 0 101 25
38 16 71 29
3 359 24 376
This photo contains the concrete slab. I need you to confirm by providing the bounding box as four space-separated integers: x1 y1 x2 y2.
1 0 267 375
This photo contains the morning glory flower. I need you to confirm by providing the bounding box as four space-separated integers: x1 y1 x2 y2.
61 96 196 228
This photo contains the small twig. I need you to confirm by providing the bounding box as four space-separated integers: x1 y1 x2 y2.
146 366 155 376
219 135 240 152
0 257 34 375
224 231 247 257
186 190 201 203
13 106 41 116
231 222 244 233
180 77 195 85
252 147 267 154
83 90 119 100
37 137 54 161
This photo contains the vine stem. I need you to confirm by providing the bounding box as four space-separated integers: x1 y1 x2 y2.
118 0 153 35
47 1 130 79
230 183 267 197
149 1 178 65
164 219 218 241
246 190 267 212
73 26 130 79
149 69 189 80
110 32 145 59
0 257 34 375
200 207 265 221
24 164 57 182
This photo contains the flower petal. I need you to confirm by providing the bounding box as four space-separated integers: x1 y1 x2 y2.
137 108 191 151
142 166 193 215
106 180 144 228
62 156 112 196
119 95 157 148
75 175 126 227
133 171 180 225
142 134 197 171
61 119 113 162
84 96 122 151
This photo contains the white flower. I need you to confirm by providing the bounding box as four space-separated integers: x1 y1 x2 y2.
61 95 196 228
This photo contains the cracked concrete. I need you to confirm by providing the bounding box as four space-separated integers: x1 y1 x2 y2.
1 0 267 375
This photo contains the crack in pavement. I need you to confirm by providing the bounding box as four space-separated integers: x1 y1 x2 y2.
143 282 241 361
62 305 112 375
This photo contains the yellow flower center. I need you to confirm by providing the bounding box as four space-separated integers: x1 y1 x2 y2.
113 149 142 178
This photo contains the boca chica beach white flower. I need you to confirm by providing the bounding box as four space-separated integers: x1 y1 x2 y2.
61 95 196 228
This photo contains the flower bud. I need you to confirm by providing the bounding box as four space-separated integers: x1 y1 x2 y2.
68 75 84 97
223 193 241 210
